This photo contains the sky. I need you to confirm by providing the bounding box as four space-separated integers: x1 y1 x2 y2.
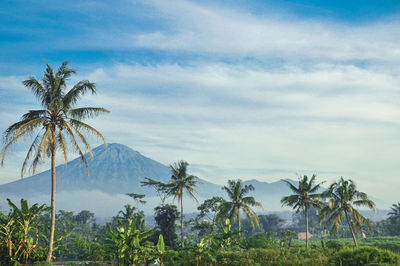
1 0 400 206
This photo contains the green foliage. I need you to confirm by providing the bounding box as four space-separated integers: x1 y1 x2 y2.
218 179 263 231
167 160 199 247
154 204 179 248
325 239 345 251
191 196 225 238
241 214 285 237
0 198 48 264
320 177 376 247
214 219 244 249
197 248 328 266
105 218 156 265
281 175 324 248
329 246 400 265
388 203 400 217
247 232 279 249
280 230 297 248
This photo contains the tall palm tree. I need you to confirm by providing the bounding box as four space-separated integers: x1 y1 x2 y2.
167 160 198 247
320 177 375 247
218 179 263 231
388 203 400 217
280 175 325 248
0 61 109 261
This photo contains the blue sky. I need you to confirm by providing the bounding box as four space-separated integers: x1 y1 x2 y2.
1 0 400 206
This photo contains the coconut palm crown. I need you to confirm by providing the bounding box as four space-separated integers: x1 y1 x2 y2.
320 177 375 247
167 160 198 247
388 203 400 217
0 61 109 261
281 174 325 248
218 179 263 230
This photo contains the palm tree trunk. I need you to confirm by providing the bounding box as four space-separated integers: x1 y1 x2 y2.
46 135 56 262
238 209 241 229
344 210 358 247
305 208 309 249
237 209 241 239
181 196 184 248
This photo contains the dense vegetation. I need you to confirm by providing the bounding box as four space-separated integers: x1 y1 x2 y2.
0 172 399 265
1 62 399 265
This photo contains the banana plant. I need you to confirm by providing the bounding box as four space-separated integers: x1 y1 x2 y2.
0 213 15 259
106 218 155 265
40 227 72 260
215 218 242 248
7 198 49 264
195 232 217 265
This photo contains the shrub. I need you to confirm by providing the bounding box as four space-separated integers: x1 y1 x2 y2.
247 232 279 249
329 246 400 265
325 240 344 251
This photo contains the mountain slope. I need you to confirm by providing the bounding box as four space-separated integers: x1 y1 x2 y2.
0 143 172 196
0 143 224 199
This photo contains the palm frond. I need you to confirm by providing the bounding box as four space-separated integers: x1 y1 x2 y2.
69 107 109 120
63 81 97 108
281 179 300 194
63 123 89 173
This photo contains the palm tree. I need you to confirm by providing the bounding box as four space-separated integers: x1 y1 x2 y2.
218 179 263 232
167 160 198 247
320 177 376 247
280 175 325 248
388 203 400 217
0 61 109 261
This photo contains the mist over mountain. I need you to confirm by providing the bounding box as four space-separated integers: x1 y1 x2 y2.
0 143 388 220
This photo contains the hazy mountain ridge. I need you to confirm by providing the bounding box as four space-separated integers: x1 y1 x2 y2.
0 143 389 220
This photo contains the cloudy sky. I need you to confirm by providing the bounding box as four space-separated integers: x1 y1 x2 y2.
1 0 400 205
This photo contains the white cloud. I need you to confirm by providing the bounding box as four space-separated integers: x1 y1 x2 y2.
62 61 400 203
133 0 400 63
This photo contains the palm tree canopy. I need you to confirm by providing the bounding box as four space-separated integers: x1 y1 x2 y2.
281 175 325 213
168 160 198 202
0 61 109 177
218 179 263 228
320 177 376 234
388 203 400 217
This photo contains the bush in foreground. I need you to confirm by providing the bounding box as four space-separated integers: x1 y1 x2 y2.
329 246 400 265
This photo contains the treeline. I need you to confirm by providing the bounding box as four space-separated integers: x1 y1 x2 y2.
0 160 400 265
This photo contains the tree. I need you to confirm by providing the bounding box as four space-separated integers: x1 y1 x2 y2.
141 177 172 206
191 197 225 239
154 204 179 248
167 160 198 247
258 214 285 234
75 210 95 225
0 61 109 261
126 193 146 210
386 203 400 236
218 179 263 232
388 203 400 217
197 197 225 228
320 177 376 247
281 175 324 248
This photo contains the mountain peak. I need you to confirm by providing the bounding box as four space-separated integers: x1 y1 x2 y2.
0 143 171 196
